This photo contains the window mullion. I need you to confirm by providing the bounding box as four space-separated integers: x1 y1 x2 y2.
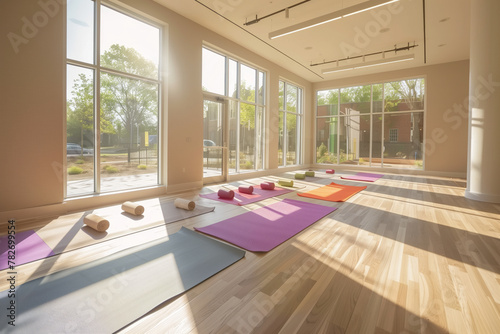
94 1 101 194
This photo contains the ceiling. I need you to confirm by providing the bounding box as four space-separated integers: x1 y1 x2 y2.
153 0 470 82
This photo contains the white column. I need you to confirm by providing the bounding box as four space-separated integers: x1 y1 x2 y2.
465 0 500 202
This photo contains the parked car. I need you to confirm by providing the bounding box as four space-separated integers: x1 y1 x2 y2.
67 143 93 155
203 139 217 147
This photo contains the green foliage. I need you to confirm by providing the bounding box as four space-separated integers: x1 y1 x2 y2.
67 166 83 175
75 159 85 164
317 143 328 158
137 164 147 169
104 165 119 173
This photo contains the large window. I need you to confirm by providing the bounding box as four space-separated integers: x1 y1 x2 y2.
66 0 161 197
316 78 424 169
278 80 303 166
202 47 266 172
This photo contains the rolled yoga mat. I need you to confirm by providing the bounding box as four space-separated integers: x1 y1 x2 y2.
295 173 306 180
305 171 315 177
122 201 145 216
278 180 294 187
218 189 235 199
83 214 110 232
326 169 335 174
260 182 275 190
238 185 254 194
174 198 195 211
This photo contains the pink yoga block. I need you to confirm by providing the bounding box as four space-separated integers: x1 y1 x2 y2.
218 189 235 199
238 186 254 194
326 169 335 174
260 182 275 190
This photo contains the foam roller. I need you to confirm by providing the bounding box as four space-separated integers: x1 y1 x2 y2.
218 189 235 199
83 214 110 232
326 169 335 174
174 198 195 211
238 186 254 194
295 173 306 180
260 182 275 190
278 180 294 187
305 171 315 177
122 201 145 216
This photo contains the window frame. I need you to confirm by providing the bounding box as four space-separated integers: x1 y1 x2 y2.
279 79 304 167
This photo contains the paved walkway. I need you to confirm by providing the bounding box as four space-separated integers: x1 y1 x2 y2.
67 173 158 197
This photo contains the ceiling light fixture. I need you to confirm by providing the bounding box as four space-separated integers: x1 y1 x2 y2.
322 54 414 74
269 0 400 39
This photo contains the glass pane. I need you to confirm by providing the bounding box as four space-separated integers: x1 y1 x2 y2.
67 0 94 63
258 71 265 105
203 100 223 177
100 73 159 192
240 64 256 103
372 114 383 167
228 59 238 98
383 112 424 168
286 84 298 113
384 79 425 112
279 81 285 110
66 65 95 197
239 103 255 170
278 111 284 166
228 100 238 173
339 114 364 165
202 48 225 95
255 106 265 170
287 113 298 165
316 117 338 164
100 6 159 79
373 83 384 113
340 85 371 116
317 89 339 116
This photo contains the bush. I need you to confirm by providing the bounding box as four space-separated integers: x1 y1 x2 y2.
104 165 119 173
68 166 83 175
317 143 328 158
75 159 85 164
137 164 147 170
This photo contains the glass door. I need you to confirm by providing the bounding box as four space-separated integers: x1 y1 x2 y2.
203 96 227 183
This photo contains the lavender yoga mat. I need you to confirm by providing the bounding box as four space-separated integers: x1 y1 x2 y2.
340 172 384 182
195 199 337 252
0 230 54 270
199 185 293 206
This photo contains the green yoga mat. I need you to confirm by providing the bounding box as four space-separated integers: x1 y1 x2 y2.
0 228 245 333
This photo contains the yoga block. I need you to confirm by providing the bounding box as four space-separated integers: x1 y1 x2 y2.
238 186 254 194
278 180 294 187
260 182 275 190
218 189 235 199
305 171 315 177
295 173 306 180
326 169 335 174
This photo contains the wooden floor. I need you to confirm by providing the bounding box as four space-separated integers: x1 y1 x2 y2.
2 170 500 333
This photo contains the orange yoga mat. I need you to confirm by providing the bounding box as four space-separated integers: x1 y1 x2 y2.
298 182 367 202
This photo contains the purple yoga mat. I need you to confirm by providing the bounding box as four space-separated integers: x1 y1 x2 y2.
195 198 337 252
199 185 293 206
0 230 54 270
340 172 384 182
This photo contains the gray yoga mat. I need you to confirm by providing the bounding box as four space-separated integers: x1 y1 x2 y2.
0 227 245 333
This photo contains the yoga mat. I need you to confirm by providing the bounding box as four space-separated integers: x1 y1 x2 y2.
195 199 337 252
298 182 367 202
0 227 245 333
340 172 384 182
8 198 215 268
199 185 293 206
0 230 54 270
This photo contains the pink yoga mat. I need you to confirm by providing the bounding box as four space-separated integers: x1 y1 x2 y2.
199 185 293 206
0 230 54 270
340 172 384 182
195 199 337 252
